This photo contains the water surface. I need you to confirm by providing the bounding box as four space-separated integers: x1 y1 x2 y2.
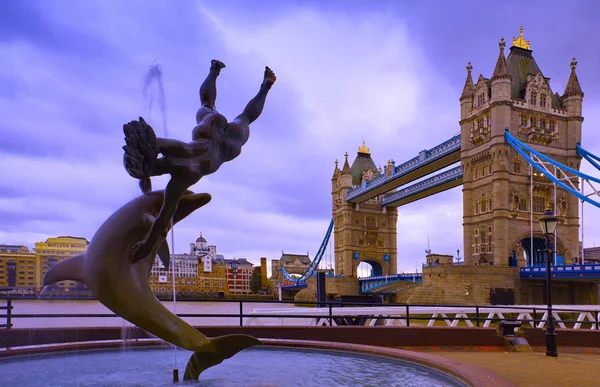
0 347 466 387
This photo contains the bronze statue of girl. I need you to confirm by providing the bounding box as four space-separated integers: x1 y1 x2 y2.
123 60 276 262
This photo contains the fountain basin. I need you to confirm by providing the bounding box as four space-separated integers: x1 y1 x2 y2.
0 339 515 386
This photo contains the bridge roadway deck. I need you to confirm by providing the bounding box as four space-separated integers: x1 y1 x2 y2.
243 305 600 329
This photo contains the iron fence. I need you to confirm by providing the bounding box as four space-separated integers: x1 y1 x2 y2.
1 297 599 330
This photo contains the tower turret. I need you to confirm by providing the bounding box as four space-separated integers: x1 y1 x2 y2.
563 58 584 150
491 38 512 104
340 152 352 188
460 62 475 121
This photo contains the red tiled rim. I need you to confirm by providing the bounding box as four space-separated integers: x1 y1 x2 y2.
0 338 516 387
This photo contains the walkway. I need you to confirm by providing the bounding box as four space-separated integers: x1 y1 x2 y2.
435 349 600 387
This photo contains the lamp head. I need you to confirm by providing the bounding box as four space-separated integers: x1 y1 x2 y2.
538 203 559 235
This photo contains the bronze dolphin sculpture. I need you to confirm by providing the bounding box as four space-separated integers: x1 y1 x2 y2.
43 190 261 380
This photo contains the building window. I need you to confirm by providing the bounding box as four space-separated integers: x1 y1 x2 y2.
521 115 527 127
478 93 485 106
533 196 546 213
513 161 522 174
518 198 528 212
540 119 546 128
365 216 376 228
530 117 536 127
477 117 484 130
549 120 556 131
540 94 546 108
530 92 537 106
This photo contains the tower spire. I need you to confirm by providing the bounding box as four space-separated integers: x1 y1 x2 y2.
492 38 510 80
331 159 340 180
563 57 583 97
341 152 351 174
460 62 475 101
511 26 531 50
358 141 370 155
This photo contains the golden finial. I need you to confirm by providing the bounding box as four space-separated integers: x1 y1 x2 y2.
466 61 473 73
499 37 506 51
344 152 349 159
334 159 339 168
512 26 531 50
358 140 370 154
570 57 578 70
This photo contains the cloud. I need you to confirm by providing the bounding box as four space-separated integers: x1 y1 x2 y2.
3 0 598 279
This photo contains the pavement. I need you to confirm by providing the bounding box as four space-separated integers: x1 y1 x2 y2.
432 347 600 387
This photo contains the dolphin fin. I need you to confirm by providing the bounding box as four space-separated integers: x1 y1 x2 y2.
183 335 262 381
174 193 212 224
43 254 85 286
157 240 170 269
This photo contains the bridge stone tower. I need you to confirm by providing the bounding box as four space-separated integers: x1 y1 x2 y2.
460 27 583 267
331 143 398 279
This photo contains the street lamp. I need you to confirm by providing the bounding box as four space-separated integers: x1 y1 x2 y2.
538 204 559 357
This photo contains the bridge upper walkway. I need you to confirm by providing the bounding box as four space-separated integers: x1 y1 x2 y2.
346 135 461 204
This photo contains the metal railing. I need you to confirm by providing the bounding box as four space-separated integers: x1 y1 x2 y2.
1 298 598 330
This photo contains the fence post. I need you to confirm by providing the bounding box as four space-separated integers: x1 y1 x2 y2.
475 306 479 327
328 303 333 326
533 308 537 327
239 301 243 327
7 298 12 329
406 305 410 327
596 311 599 331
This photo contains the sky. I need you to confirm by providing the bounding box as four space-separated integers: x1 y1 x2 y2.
1 0 600 276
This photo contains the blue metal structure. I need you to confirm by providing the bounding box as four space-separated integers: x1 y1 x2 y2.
520 264 600 279
505 129 600 208
346 135 461 203
359 273 423 293
280 219 334 286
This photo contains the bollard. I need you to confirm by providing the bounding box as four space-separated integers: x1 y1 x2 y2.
173 369 179 383
7 298 12 328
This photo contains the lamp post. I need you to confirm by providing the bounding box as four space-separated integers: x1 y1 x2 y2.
538 204 559 357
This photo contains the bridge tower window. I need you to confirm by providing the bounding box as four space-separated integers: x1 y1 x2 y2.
530 91 537 106
513 160 522 174
549 120 556 130
521 115 528 127
540 94 547 108
533 196 546 213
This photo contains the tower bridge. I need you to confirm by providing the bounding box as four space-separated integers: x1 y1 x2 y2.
285 27 600 305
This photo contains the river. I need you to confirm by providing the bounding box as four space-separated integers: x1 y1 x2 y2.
7 300 310 328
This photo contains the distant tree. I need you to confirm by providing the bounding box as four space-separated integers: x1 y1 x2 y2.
250 267 262 294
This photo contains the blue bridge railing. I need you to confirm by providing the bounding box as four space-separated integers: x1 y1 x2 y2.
521 264 600 279
346 135 461 201
381 165 463 206
359 273 423 293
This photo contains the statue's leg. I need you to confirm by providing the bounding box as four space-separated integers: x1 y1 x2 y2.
132 177 197 261
232 66 276 126
196 60 226 123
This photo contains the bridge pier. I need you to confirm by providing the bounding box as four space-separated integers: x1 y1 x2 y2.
407 266 520 305
294 276 359 303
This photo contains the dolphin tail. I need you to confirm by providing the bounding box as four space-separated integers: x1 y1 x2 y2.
183 335 262 381
43 254 85 286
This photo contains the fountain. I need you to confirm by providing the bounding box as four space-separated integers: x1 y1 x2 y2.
40 59 276 381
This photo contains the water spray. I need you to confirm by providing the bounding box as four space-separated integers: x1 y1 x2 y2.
142 60 178 376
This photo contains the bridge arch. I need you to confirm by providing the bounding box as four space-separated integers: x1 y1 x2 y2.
510 231 569 265
356 260 384 277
